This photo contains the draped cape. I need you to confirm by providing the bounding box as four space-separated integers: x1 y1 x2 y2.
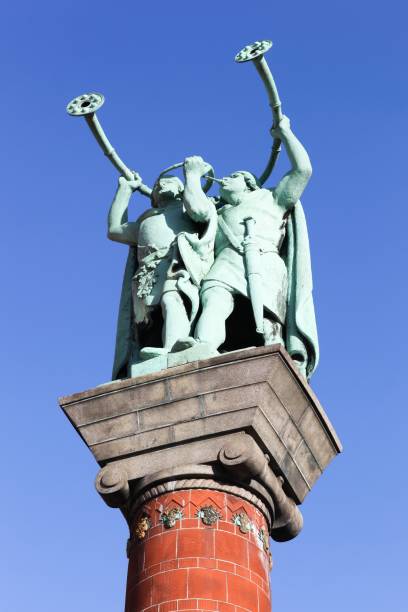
284 201 319 378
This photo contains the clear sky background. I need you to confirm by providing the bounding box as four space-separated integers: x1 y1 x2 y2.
1 1 407 610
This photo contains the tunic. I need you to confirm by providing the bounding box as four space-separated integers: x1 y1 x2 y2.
203 189 288 323
132 203 198 322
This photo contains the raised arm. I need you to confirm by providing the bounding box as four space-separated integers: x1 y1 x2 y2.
183 156 212 223
272 116 312 211
107 174 143 245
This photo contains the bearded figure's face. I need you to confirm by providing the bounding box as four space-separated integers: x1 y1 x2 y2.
152 176 183 208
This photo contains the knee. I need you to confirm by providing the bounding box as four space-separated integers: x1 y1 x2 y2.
161 291 183 312
201 286 233 313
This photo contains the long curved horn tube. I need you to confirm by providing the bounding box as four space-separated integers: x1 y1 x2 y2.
66 93 152 197
235 40 283 185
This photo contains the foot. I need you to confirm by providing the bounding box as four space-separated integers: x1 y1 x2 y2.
171 337 197 353
139 346 169 361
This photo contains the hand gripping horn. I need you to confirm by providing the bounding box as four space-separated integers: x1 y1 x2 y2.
157 161 215 194
235 40 283 185
66 93 152 197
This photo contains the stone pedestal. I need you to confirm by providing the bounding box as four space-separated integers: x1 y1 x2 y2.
59 345 341 611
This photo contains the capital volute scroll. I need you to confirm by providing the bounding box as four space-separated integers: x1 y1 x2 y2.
95 465 130 508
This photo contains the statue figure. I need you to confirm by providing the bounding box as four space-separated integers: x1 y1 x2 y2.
108 171 216 379
66 39 319 380
182 115 318 379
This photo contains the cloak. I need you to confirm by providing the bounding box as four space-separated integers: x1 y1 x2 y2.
284 201 319 378
112 205 217 380
211 197 319 379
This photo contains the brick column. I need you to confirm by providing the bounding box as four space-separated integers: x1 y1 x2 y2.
125 489 272 612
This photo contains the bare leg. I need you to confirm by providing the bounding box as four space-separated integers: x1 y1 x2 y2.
194 285 234 350
161 291 190 350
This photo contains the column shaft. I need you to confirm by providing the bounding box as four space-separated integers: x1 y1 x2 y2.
125 489 272 612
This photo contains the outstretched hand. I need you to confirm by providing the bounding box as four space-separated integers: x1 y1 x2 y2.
184 156 212 178
118 172 143 192
270 115 291 140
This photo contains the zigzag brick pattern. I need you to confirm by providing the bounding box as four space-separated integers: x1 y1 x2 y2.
125 489 272 612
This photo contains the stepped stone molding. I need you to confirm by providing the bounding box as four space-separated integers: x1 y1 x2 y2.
60 345 341 503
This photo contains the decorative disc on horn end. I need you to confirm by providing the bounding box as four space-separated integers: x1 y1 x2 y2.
66 92 105 116
235 40 272 63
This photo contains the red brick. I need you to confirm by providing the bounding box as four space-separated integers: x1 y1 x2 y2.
196 600 220 610
250 572 262 588
190 489 225 511
158 494 186 512
214 531 248 566
226 574 258 611
145 532 177 567
161 560 178 572
188 569 227 601
150 563 162 577
260 577 270 594
178 599 198 610
218 604 235 612
126 546 144 589
145 607 159 612
149 525 164 537
235 566 251 580
248 542 268 581
179 558 198 568
159 601 178 612
216 560 235 573
217 522 236 534
181 518 200 529
178 529 214 559
125 577 152 611
258 586 271 612
198 558 217 569
152 569 188 605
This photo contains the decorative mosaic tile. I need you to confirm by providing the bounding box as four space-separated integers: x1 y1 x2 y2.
134 514 152 540
258 527 270 552
196 505 222 525
160 507 184 529
232 511 255 534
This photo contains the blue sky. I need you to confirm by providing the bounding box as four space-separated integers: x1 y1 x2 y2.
1 1 407 610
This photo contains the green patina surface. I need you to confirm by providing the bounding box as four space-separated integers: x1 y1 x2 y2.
68 40 319 380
